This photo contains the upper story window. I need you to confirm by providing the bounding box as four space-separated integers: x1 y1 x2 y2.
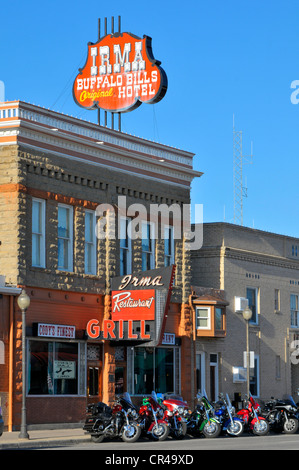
85 210 96 275
196 307 211 329
32 198 46 268
291 294 299 328
292 245 298 257
120 217 132 276
164 226 175 267
58 204 73 271
141 221 155 271
246 287 259 325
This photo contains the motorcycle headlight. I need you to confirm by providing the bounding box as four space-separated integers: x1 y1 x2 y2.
256 406 261 413
167 410 173 417
178 406 184 414
130 409 138 418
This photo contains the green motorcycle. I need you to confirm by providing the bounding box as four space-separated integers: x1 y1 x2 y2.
187 392 221 438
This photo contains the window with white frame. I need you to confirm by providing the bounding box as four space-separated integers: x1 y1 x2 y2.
291 294 299 327
85 210 96 275
32 198 46 268
141 221 155 271
164 226 175 267
120 217 132 276
196 307 211 329
58 204 73 271
246 287 259 324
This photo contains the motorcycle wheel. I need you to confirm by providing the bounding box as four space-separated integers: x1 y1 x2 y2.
202 420 221 438
173 421 187 439
252 419 269 436
90 434 105 443
121 424 141 443
283 418 299 434
226 420 244 437
152 422 170 441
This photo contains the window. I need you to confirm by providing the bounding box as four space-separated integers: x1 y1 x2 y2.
276 355 281 379
88 367 99 396
246 287 259 324
120 217 132 275
164 226 174 267
32 198 46 267
141 222 155 271
292 245 298 257
131 347 178 395
28 340 86 396
215 307 224 330
291 294 299 327
58 204 73 271
274 289 280 312
85 210 96 275
196 307 211 329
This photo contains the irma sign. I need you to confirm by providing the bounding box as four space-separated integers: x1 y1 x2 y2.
73 32 167 113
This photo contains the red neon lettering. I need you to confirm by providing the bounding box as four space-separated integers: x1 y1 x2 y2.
103 320 116 339
128 320 138 339
86 319 100 339
140 320 150 340
118 319 124 339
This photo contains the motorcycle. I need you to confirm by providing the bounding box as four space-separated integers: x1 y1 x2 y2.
157 393 190 439
187 392 221 438
138 391 170 441
83 392 141 443
214 393 244 437
262 395 299 434
237 393 269 436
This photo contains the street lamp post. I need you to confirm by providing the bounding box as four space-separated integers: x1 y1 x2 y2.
242 306 252 398
17 289 30 439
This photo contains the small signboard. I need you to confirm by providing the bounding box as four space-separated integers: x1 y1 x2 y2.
53 361 76 379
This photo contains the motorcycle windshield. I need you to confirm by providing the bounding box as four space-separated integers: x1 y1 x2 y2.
226 393 233 408
151 391 158 403
123 392 133 405
283 395 297 407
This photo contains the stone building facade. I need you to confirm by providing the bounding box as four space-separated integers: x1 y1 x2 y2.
0 100 201 429
191 222 299 404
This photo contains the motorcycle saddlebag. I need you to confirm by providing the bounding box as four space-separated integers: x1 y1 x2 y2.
92 402 112 416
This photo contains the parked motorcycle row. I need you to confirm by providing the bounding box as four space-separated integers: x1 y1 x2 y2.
83 390 299 443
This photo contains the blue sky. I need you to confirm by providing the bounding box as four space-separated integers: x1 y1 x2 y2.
1 0 299 238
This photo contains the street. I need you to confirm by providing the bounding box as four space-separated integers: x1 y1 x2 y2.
41 432 299 451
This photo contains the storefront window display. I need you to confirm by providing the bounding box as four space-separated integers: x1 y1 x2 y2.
128 347 180 395
28 340 86 396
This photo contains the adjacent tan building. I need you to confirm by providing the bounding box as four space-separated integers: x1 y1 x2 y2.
191 222 299 404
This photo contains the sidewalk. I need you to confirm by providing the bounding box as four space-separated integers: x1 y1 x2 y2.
0 426 91 449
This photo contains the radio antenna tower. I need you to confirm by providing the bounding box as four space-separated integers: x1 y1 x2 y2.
233 115 253 226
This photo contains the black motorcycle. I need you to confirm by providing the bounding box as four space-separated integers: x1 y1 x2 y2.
262 395 299 434
83 392 141 443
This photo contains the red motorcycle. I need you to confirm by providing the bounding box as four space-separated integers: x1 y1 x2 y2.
157 393 189 439
237 393 269 436
138 391 170 440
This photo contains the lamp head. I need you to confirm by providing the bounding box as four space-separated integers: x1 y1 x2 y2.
17 289 30 311
242 306 252 321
